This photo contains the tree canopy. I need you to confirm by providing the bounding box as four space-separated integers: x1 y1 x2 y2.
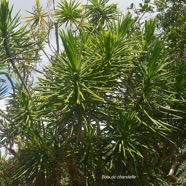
0 0 186 185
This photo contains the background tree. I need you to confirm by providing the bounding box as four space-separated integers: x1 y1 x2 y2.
131 0 186 184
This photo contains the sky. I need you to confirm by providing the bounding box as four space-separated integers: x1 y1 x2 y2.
9 0 141 16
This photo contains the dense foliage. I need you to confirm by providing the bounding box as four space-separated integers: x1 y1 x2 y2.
0 0 185 185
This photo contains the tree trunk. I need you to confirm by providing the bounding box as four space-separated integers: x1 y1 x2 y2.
167 155 178 182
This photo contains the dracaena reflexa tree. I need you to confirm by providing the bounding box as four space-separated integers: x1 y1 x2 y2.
0 0 185 185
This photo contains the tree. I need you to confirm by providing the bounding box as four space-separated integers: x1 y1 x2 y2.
154 0 186 184
130 0 186 184
0 0 185 185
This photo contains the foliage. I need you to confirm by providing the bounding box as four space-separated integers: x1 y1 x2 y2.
0 0 185 185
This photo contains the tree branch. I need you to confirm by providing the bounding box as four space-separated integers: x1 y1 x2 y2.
3 39 31 98
167 155 178 182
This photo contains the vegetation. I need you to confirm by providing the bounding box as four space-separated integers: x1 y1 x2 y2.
0 0 185 185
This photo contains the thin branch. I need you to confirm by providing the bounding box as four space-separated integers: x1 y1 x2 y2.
21 63 45 75
5 74 15 96
49 0 60 55
2 144 18 158
38 43 52 62
3 39 31 98
54 22 60 55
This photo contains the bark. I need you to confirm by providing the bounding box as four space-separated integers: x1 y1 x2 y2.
167 155 178 182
